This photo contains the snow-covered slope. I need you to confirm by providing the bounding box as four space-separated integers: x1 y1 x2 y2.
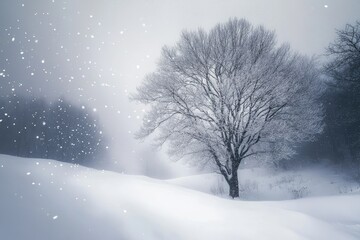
0 154 360 240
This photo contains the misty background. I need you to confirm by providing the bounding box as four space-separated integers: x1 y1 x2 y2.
0 0 359 178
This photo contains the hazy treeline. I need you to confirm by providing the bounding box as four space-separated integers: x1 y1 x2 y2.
298 21 360 175
0 95 107 165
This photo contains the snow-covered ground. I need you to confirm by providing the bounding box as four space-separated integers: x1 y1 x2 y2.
1 154 360 240
168 165 360 200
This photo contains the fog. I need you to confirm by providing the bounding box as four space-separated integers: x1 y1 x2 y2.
0 0 359 178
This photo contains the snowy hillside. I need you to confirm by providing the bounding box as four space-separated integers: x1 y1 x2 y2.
1 154 360 240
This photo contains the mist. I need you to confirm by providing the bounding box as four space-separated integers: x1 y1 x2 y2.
0 0 359 178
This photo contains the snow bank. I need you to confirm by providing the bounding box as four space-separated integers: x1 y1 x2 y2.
0 154 359 240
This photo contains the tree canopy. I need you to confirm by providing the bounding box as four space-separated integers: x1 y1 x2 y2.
134 18 323 197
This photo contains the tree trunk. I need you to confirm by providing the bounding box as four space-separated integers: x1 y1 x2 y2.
228 171 239 198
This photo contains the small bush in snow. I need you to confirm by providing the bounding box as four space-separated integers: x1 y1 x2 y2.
277 174 310 199
210 177 227 196
239 180 259 199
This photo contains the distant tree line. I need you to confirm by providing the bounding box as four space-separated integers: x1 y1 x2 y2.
299 21 360 176
0 95 107 165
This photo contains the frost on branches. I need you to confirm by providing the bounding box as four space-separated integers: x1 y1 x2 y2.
133 18 323 198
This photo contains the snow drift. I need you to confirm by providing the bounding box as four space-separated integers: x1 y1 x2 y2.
0 154 360 240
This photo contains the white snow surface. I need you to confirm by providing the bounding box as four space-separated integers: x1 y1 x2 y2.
0 154 360 240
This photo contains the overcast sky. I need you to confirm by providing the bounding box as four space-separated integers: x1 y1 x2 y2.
0 0 359 178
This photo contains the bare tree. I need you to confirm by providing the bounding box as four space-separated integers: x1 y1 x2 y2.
325 21 360 85
133 18 323 198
